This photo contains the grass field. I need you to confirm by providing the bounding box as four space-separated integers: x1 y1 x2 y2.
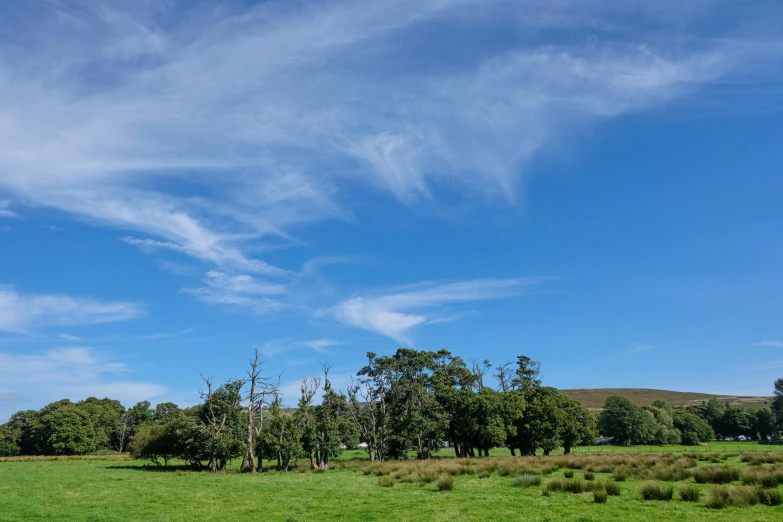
559 388 774 412
2 444 783 521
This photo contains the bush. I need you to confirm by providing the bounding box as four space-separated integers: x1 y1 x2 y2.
583 471 595 481
563 469 574 479
678 483 700 502
693 466 740 484
477 469 492 479
593 489 608 503
513 474 542 488
436 474 454 491
378 476 395 488
603 481 621 496
640 481 673 501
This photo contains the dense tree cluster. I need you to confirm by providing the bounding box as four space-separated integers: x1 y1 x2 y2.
2 352 782 465
0 398 180 457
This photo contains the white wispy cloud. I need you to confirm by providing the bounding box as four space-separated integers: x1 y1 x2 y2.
624 344 655 354
182 269 287 315
0 0 778 284
0 347 167 421
302 339 344 353
0 287 144 332
0 200 19 219
755 340 783 348
333 278 543 343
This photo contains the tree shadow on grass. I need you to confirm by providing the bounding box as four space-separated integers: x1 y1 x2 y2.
105 464 194 472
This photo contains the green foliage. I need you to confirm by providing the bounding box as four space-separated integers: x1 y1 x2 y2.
593 488 608 503
42 404 98 456
597 396 655 445
258 396 302 471
773 377 783 432
128 423 178 467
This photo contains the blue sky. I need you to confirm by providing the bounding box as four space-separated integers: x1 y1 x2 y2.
1 0 783 420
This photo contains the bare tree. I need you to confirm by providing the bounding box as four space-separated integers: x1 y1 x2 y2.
115 412 130 453
199 373 227 473
298 376 320 469
471 359 492 392
495 361 513 392
241 347 271 473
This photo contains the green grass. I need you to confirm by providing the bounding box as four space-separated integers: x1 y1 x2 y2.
2 445 783 521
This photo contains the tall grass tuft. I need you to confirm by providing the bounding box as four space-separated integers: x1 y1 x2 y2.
758 488 783 506
677 483 700 502
563 469 574 479
378 476 395 488
613 468 629 482
513 474 542 488
706 485 760 509
640 481 673 501
693 466 740 484
593 488 608 504
436 473 455 491
603 481 621 496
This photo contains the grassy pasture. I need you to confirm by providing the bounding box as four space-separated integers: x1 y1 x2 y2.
559 388 773 412
2 445 783 521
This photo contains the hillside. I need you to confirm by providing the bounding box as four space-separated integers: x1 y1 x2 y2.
560 388 774 412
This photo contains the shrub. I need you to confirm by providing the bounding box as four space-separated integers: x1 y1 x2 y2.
478 469 492 479
583 471 595 481
640 481 673 501
759 489 783 506
378 476 395 488
514 474 542 488
693 466 740 484
436 474 455 492
603 481 621 496
593 489 608 504
677 483 700 502
563 470 574 479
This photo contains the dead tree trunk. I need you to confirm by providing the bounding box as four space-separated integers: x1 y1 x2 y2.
242 347 270 473
199 373 226 474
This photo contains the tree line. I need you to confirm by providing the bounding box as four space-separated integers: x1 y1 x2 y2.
2 349 782 470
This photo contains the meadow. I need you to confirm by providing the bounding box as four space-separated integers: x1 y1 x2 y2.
2 444 783 521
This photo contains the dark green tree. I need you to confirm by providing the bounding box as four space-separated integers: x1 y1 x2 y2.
597 396 655 445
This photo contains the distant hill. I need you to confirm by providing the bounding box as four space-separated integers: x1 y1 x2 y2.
560 388 774 412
